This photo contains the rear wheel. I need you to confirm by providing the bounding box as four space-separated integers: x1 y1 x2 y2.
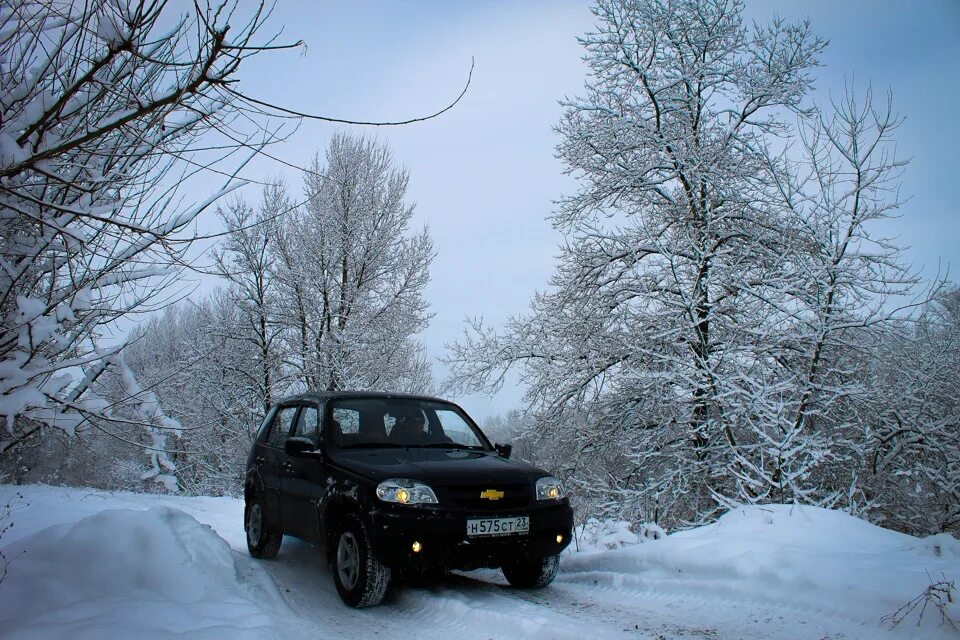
502 554 560 588
333 516 391 607
245 492 282 559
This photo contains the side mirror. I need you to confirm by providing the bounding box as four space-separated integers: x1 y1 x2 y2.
285 436 316 457
494 443 512 459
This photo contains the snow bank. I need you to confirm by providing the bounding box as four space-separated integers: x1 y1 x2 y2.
3 487 958 639
0 506 284 639
563 504 960 636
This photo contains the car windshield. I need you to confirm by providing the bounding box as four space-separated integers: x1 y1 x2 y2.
328 397 490 450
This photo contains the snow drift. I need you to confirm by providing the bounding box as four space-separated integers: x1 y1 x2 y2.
0 506 284 639
564 504 960 633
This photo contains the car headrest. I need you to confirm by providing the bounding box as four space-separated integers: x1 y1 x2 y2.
358 410 387 439
329 418 343 445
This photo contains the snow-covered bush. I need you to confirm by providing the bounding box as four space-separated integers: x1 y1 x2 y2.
0 491 24 584
881 576 958 632
862 288 960 536
118 296 263 496
575 518 665 553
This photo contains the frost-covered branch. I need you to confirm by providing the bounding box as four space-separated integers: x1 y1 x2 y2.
0 0 294 487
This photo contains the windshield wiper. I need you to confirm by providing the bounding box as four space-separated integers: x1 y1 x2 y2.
420 442 485 451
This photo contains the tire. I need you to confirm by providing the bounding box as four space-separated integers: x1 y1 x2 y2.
245 491 282 559
502 554 560 588
333 515 391 608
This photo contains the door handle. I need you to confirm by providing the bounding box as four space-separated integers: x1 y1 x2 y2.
255 456 265 465
282 462 294 472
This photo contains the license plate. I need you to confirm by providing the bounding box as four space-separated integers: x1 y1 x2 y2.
466 516 529 537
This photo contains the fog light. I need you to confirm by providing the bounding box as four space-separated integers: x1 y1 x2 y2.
412 541 423 553
556 534 563 544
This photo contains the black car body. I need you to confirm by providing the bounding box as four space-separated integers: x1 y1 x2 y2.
243 391 573 607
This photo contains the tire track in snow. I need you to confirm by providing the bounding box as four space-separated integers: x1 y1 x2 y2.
552 568 915 640
440 569 720 640
396 574 639 640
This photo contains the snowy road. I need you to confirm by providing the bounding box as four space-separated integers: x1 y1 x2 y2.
148 532 878 640
1 485 957 639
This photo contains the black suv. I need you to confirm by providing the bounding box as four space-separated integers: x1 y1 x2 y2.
243 391 573 607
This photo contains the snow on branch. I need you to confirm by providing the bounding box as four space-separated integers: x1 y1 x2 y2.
0 0 293 481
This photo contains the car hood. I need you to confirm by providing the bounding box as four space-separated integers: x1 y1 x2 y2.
328 447 547 486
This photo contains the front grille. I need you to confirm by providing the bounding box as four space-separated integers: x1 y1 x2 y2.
442 484 532 510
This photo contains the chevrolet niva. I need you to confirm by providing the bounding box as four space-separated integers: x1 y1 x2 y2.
244 391 573 607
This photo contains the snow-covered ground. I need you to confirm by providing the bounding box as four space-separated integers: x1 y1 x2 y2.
1 485 957 639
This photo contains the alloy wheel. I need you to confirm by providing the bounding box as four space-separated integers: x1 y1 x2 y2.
247 503 262 547
337 530 360 590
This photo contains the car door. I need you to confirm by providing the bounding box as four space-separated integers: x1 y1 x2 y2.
281 402 324 539
258 404 299 527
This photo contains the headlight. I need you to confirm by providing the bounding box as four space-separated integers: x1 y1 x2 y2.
536 476 566 501
376 478 438 505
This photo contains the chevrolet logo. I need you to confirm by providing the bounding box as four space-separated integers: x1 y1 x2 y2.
480 489 505 501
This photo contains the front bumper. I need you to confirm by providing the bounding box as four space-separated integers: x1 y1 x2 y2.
367 501 573 572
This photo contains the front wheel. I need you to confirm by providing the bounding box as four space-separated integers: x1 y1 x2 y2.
502 554 560 588
245 492 282 559
333 516 391 607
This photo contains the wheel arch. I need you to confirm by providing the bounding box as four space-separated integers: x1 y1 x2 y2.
244 471 265 503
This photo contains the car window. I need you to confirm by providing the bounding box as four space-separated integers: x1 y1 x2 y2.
327 398 489 449
294 405 319 443
435 407 485 447
333 406 360 434
383 408 427 436
256 406 278 441
267 406 298 448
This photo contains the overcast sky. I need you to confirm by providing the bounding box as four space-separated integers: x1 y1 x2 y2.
196 0 960 421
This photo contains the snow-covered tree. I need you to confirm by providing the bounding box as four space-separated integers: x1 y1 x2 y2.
119 292 264 495
213 185 290 414
446 0 936 531
447 0 828 526
114 136 437 492
274 134 435 393
864 288 960 535
735 87 924 512
0 0 290 488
